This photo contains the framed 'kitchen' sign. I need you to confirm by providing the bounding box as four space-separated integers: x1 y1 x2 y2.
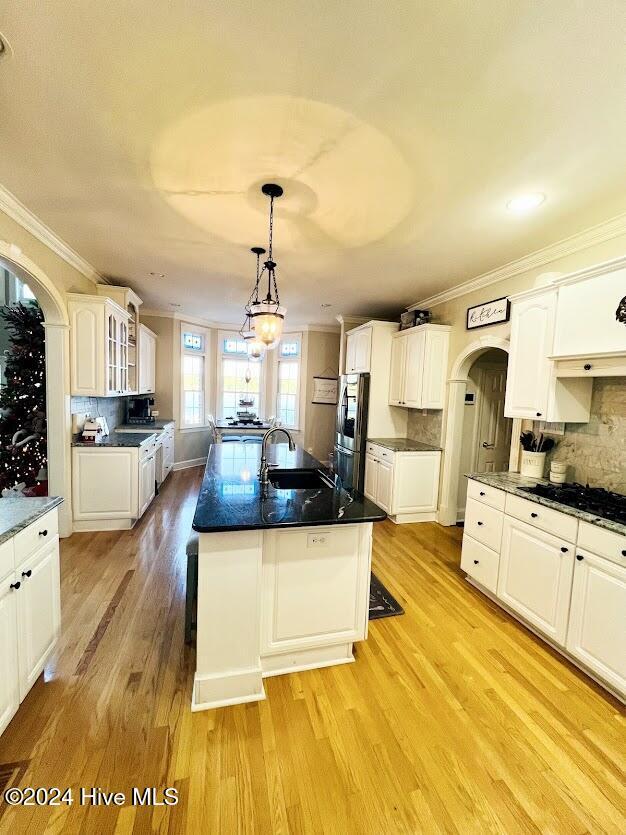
312 376 338 405
466 296 510 330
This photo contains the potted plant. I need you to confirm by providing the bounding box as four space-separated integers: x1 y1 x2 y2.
519 432 556 479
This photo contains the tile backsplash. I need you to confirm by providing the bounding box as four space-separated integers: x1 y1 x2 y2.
407 409 443 448
71 396 127 431
543 377 625 493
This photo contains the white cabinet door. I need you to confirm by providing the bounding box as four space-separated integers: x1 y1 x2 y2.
364 454 378 502
504 291 556 419
261 525 371 655
421 329 449 409
69 301 105 396
139 454 156 517
345 332 357 373
376 461 394 513
355 329 372 372
72 447 138 520
392 452 441 514
16 540 60 701
498 516 574 645
566 549 626 696
138 326 156 394
388 336 406 405
402 329 426 407
0 577 20 736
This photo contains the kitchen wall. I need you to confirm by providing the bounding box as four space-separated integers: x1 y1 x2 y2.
543 377 625 493
303 330 340 462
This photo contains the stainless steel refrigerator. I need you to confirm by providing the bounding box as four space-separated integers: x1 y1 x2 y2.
334 373 370 492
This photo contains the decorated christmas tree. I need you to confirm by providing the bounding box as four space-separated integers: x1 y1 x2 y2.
0 302 47 495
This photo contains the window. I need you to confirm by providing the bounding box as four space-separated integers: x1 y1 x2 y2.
217 331 265 422
180 324 209 428
276 333 302 429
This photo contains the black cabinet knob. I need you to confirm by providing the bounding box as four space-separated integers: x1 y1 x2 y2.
473 560 479 565
39 529 48 537
22 569 32 578
576 555 584 561
531 512 538 518
10 581 20 590
477 521 484 526
479 491 486 496
621 550 625 557
536 412 542 417
560 547 568 553
583 363 592 371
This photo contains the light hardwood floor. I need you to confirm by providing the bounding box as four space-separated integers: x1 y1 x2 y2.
0 467 624 834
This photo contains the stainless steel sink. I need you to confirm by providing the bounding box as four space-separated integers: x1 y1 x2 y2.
268 468 335 490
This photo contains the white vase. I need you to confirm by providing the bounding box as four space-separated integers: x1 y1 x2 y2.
520 451 547 479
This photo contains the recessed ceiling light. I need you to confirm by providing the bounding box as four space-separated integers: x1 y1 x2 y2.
506 193 546 213
0 32 12 60
321 303 332 308
169 302 181 308
149 271 165 278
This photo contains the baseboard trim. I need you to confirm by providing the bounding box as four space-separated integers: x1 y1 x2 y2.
72 518 135 531
389 511 437 524
261 643 355 678
191 667 265 711
173 457 206 471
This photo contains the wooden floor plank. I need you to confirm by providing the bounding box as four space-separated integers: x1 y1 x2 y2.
0 466 624 834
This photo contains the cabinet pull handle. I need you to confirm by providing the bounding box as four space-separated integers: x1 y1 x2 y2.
536 412 542 417
479 491 486 496
22 569 32 578
583 363 592 371
10 581 20 591
39 529 48 536
477 521 484 526
560 547 568 553
530 513 538 518
576 555 584 561
473 559 479 565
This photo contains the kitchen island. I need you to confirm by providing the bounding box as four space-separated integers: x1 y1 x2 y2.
191 443 386 710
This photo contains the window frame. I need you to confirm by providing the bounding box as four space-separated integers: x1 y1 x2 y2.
216 330 266 423
179 322 210 430
275 333 303 431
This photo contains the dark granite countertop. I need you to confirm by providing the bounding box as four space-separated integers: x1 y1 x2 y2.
115 420 175 432
467 472 626 536
368 437 442 452
193 443 387 533
0 496 63 546
72 431 157 448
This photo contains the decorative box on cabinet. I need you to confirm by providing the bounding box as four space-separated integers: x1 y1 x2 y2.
0 507 61 737
138 324 156 395
389 324 450 409
68 294 131 397
364 443 441 523
504 288 591 422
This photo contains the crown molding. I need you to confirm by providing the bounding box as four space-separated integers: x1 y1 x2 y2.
0 183 102 284
408 211 626 310
140 308 340 334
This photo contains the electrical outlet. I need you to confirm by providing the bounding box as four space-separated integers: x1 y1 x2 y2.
307 533 327 547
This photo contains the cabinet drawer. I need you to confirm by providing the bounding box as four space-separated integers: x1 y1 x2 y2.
554 355 626 378
467 479 506 511
464 498 503 552
13 510 58 567
365 443 395 463
461 534 500 593
577 521 625 566
0 538 14 582
505 494 577 542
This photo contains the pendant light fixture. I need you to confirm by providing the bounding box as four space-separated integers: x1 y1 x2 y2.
248 183 286 350
240 247 267 360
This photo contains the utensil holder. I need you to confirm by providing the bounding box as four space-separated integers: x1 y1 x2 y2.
520 451 547 479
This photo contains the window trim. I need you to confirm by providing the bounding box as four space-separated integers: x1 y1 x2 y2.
179 322 210 430
216 330 266 423
274 332 303 431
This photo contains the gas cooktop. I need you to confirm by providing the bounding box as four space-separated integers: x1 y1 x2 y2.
520 483 626 526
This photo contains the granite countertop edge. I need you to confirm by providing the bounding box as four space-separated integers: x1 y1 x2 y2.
72 431 157 448
466 472 625 536
368 437 442 452
0 496 64 545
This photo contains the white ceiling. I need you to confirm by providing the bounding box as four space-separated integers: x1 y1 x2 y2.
0 1 625 324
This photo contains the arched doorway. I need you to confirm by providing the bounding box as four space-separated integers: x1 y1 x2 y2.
438 335 521 526
0 240 72 536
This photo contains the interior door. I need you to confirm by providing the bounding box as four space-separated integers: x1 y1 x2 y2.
476 366 512 473
0 577 19 735
17 541 60 700
498 516 574 645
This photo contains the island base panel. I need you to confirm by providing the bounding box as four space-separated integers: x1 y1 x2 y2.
261 642 355 678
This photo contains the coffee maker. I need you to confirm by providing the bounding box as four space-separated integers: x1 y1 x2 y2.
126 396 155 425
